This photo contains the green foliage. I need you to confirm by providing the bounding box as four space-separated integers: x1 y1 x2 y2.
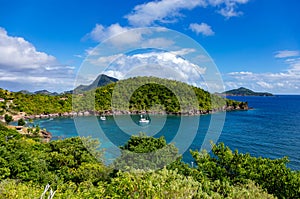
0 88 72 115
105 168 200 199
0 180 42 199
0 77 246 116
17 118 26 126
190 143 300 198
4 114 13 124
0 124 297 198
0 124 108 186
113 133 179 171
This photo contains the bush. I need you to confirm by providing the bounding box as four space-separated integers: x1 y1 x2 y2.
17 118 26 126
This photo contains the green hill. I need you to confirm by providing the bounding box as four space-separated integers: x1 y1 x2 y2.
224 87 273 96
74 76 249 114
1 76 248 117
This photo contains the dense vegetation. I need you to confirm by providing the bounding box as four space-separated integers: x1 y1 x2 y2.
0 88 72 116
224 87 273 96
1 77 247 118
75 76 248 113
0 123 299 198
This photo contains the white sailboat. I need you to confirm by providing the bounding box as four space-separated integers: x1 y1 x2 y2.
100 115 106 121
139 115 149 123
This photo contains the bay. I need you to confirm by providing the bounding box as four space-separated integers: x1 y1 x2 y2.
33 95 300 170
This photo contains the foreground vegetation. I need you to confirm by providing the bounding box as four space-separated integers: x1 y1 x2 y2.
1 77 247 118
0 123 299 198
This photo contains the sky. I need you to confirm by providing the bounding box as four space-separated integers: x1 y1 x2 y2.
0 0 299 94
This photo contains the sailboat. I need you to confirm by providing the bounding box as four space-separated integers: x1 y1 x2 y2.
100 115 106 121
139 115 149 123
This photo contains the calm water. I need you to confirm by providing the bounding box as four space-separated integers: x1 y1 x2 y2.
33 95 300 170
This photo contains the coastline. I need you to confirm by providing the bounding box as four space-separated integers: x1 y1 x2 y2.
15 103 249 120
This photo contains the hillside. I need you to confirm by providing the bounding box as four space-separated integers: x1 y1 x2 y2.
1 76 248 118
224 87 273 96
74 76 249 114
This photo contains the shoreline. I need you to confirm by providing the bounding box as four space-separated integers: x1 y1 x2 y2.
17 105 249 120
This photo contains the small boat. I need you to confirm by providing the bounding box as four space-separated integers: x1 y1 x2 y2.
139 115 149 123
100 115 106 121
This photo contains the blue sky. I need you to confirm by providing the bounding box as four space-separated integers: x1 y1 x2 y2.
0 0 299 93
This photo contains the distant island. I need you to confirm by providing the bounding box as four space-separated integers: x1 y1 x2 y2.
221 87 273 96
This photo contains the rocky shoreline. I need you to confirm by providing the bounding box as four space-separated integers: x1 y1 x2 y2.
20 103 249 120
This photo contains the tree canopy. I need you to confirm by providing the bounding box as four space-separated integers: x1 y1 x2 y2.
0 123 299 198
1 77 247 117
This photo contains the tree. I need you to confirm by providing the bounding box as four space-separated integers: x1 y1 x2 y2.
4 114 13 124
113 133 179 171
17 118 26 126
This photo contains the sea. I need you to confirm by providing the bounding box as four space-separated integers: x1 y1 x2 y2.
31 95 300 170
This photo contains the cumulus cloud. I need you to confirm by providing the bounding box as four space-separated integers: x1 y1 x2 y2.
274 50 299 58
84 0 249 46
0 27 56 70
125 0 207 26
0 27 75 92
85 50 206 87
189 23 215 36
85 24 179 50
125 0 249 27
84 23 144 45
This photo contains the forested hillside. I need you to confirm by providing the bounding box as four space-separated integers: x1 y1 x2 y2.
1 76 248 118
74 76 248 113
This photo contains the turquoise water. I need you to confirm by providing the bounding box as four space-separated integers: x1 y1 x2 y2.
33 95 300 170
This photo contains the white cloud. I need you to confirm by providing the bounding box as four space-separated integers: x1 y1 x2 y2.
208 0 249 18
286 58 300 72
275 50 300 58
226 68 300 94
0 27 75 92
103 70 125 80
125 0 249 27
0 27 56 70
226 49 300 93
84 0 249 48
85 23 143 45
125 0 207 27
189 23 215 36
91 54 123 66
228 71 253 75
85 50 207 87
256 81 273 89
171 48 196 56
